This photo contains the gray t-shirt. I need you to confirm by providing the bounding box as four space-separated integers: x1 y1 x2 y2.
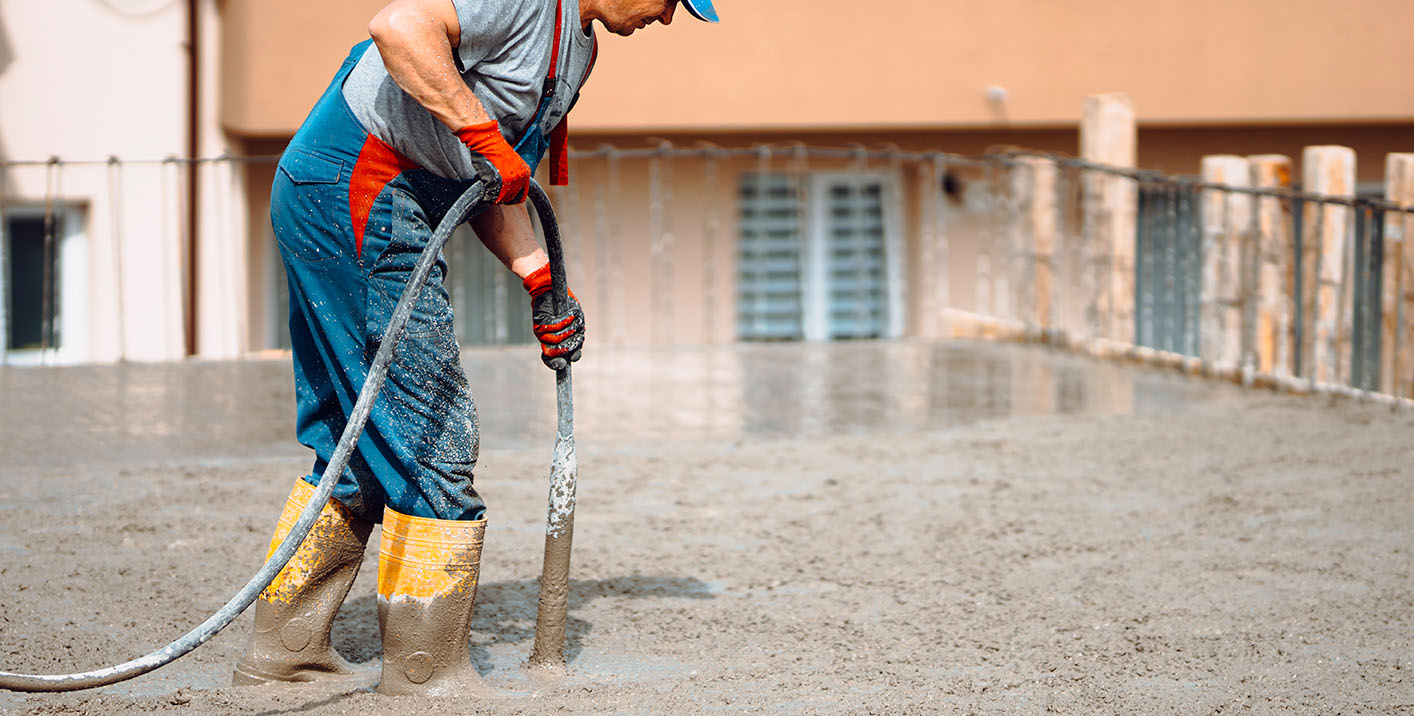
343 0 596 180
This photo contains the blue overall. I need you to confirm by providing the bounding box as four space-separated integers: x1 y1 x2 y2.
272 41 553 523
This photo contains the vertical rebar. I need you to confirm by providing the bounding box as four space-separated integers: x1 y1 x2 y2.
106 157 127 360
1082 165 1103 340
1162 182 1180 353
747 144 773 340
883 146 905 338
1058 162 1081 337
1135 181 1151 348
1398 211 1411 397
791 143 814 339
1176 183 1195 356
1292 195 1305 377
1010 158 1033 330
1212 179 1233 367
1352 204 1368 389
40 157 59 360
592 146 611 347
1368 205 1385 391
849 145 871 336
559 181 584 305
648 140 674 346
699 143 722 345
982 157 1005 320
1309 198 1329 382
605 147 625 346
933 154 950 335
161 156 182 356
1009 157 1032 329
916 159 938 336
0 159 9 364
1241 183 1261 377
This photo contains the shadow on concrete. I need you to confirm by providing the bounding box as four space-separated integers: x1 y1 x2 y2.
331 574 716 674
248 688 365 716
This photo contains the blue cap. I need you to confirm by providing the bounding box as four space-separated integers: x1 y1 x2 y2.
681 0 719 23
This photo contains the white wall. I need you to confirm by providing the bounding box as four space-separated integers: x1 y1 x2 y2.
0 0 234 363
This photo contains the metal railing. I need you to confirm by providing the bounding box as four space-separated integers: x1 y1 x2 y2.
2 143 1411 406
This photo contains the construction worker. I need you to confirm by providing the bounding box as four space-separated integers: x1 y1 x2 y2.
232 0 719 696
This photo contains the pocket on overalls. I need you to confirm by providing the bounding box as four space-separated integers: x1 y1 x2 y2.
272 148 348 263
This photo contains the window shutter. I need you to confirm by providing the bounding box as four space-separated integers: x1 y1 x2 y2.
823 180 888 339
736 173 804 340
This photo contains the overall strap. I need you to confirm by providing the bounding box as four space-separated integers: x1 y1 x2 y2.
546 0 570 185
547 0 564 85
548 32 595 185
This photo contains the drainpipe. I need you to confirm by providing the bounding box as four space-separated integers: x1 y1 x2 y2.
184 0 200 356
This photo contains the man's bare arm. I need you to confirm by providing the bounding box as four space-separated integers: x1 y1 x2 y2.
369 0 489 131
470 205 549 280
371 1 542 273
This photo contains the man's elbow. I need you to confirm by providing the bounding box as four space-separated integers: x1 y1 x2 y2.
368 2 423 47
369 0 452 48
368 5 403 45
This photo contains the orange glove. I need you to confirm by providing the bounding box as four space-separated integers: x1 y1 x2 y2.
522 264 585 371
455 121 529 205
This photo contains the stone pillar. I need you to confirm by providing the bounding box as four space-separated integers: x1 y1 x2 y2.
1249 154 1294 376
1300 146 1356 384
1080 93 1138 344
1199 155 1252 369
1010 157 1058 330
1385 153 1414 396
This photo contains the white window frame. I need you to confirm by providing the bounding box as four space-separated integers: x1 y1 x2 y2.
801 170 906 341
1 205 89 365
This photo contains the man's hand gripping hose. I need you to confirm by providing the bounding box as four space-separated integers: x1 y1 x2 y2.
524 264 585 371
456 121 530 205
0 177 519 693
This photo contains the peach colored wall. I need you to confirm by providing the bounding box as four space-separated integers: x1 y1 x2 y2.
221 0 1414 137
219 0 385 137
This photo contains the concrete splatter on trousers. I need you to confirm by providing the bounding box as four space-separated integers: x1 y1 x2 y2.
271 41 485 523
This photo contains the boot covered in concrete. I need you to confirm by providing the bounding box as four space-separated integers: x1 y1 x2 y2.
376 506 486 696
233 479 375 685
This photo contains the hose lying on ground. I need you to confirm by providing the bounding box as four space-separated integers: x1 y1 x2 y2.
0 177 518 693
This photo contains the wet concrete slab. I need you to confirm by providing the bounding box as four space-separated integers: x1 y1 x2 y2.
0 340 1243 471
0 341 1409 714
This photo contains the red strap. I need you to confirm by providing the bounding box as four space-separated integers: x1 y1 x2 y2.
549 118 569 186
548 0 563 80
544 0 580 187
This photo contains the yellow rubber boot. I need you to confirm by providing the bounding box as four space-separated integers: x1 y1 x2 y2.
376 507 486 696
232 479 375 686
